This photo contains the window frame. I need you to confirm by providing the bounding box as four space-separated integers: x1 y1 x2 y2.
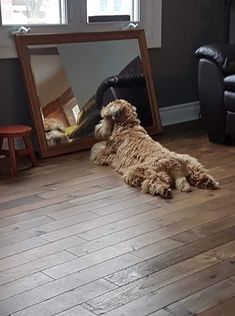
0 0 162 59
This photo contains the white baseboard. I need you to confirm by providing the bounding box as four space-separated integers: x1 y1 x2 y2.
159 101 200 127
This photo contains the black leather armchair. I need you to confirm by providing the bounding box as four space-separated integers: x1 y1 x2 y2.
195 44 235 144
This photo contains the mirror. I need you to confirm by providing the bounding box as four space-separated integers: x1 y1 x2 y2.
15 30 161 158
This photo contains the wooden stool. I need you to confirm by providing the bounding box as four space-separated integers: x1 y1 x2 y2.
0 125 37 176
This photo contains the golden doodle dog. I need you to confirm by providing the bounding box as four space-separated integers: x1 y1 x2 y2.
91 99 219 199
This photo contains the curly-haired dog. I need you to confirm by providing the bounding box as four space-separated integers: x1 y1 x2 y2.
91 99 219 199
43 117 68 147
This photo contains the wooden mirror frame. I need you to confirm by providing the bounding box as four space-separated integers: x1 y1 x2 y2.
15 30 161 158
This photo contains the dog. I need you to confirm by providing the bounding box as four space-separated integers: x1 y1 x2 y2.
91 99 219 198
43 117 69 147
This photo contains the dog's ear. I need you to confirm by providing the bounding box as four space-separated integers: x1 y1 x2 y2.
95 115 114 140
110 106 121 122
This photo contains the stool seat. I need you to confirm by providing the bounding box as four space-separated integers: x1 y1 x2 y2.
0 125 36 176
0 125 32 137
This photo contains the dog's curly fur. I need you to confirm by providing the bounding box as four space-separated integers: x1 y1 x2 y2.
91 99 219 199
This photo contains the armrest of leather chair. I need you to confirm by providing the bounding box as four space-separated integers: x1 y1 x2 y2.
195 44 235 75
95 74 145 109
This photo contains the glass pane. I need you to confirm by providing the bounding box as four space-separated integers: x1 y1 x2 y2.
87 0 139 23
0 0 66 25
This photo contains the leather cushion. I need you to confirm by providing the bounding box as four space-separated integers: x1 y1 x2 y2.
226 111 235 135
195 44 235 75
224 91 235 112
224 75 235 92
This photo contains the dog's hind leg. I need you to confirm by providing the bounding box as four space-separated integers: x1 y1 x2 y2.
175 177 191 192
169 163 191 192
123 163 149 188
123 164 172 198
90 142 106 161
181 154 220 190
141 171 173 199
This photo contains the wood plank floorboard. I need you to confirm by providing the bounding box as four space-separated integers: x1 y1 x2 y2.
166 278 235 316
0 121 235 315
198 295 235 316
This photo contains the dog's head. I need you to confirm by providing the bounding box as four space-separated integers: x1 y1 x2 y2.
94 99 140 140
43 117 66 133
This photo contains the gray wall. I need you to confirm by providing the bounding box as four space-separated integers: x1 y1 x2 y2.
58 39 139 107
150 0 227 107
0 59 32 126
0 0 227 126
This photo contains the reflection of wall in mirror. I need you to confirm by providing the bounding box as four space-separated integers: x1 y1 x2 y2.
30 52 79 125
30 51 80 147
30 54 70 108
58 39 141 109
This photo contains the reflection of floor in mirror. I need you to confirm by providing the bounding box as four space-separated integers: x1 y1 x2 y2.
0 120 235 316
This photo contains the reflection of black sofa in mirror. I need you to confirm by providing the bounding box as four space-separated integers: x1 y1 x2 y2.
96 74 153 127
69 56 153 139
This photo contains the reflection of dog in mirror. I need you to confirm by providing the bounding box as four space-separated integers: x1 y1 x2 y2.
90 99 219 199
43 118 68 147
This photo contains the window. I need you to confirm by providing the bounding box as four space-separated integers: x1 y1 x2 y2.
87 0 139 23
99 0 107 13
114 0 120 13
0 0 162 59
0 0 67 25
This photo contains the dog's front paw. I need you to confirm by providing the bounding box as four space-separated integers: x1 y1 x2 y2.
90 142 106 161
175 177 192 193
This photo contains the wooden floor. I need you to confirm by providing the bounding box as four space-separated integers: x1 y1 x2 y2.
0 121 235 316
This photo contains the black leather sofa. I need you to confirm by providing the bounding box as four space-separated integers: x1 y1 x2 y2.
195 44 235 144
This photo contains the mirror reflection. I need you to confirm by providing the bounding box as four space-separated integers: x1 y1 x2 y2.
28 39 154 148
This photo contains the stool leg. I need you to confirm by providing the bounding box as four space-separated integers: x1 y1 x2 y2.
0 137 3 154
8 137 17 177
23 135 37 167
